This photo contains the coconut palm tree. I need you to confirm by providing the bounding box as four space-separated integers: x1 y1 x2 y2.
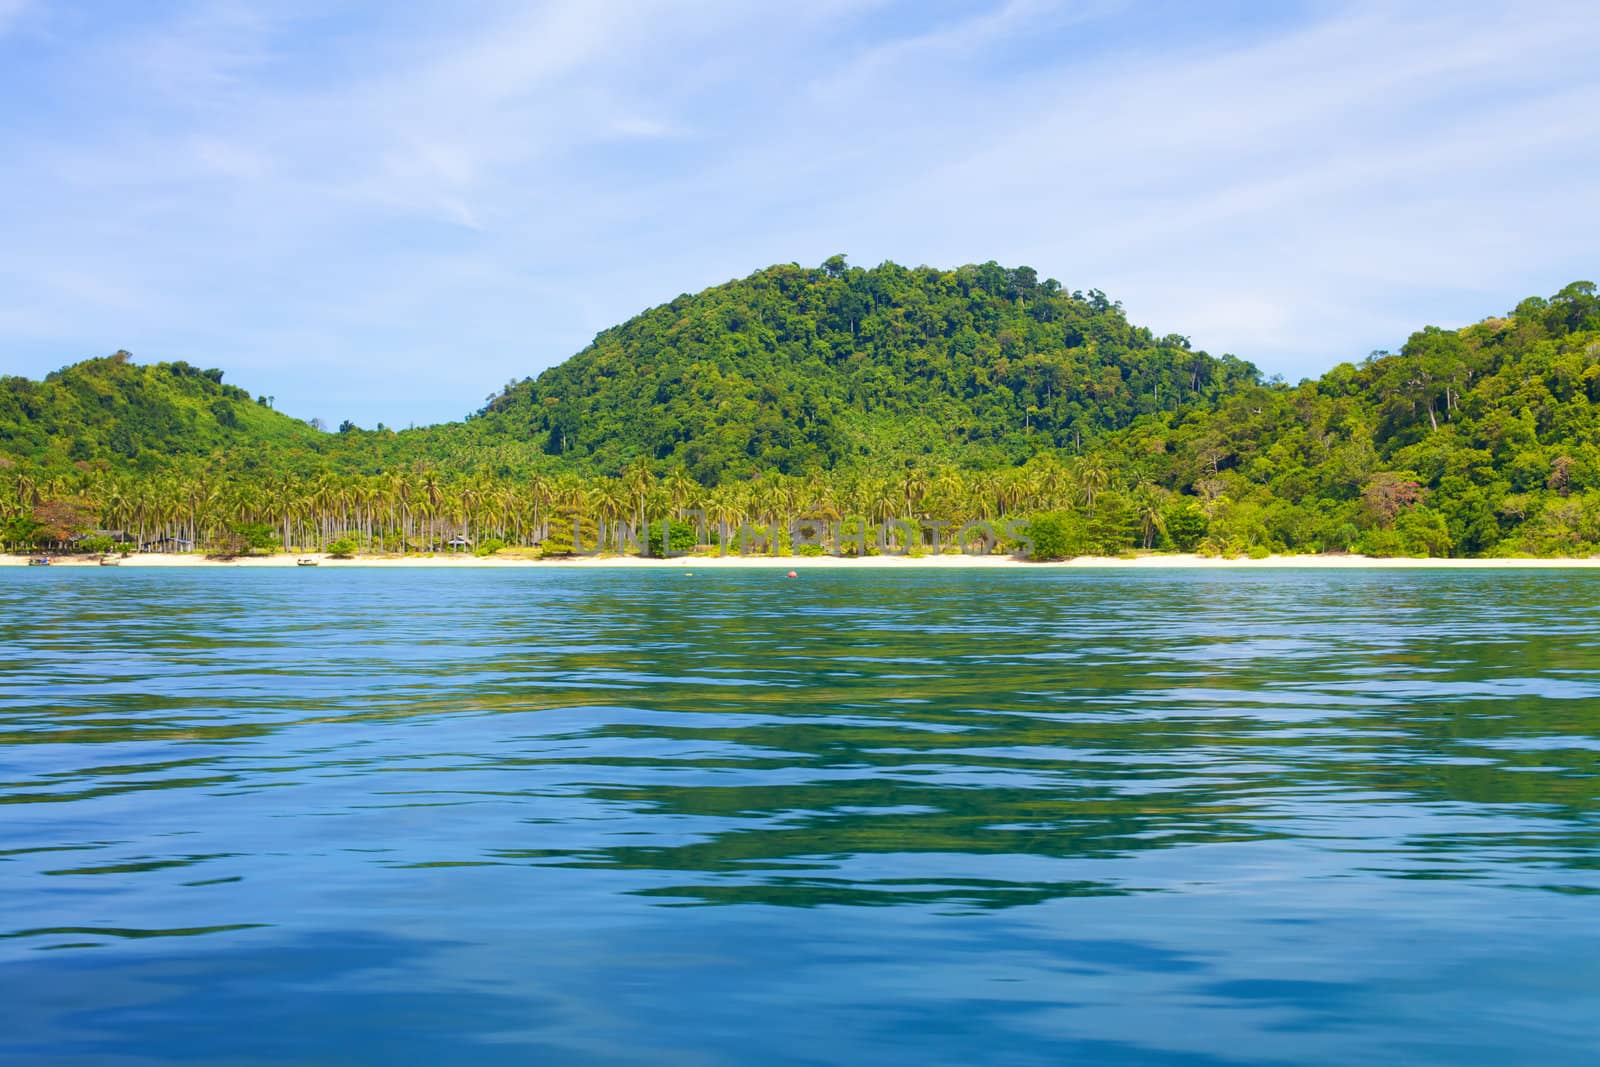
1075 454 1111 511
1132 481 1169 550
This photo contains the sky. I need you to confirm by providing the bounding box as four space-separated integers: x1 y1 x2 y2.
1 0 1597 429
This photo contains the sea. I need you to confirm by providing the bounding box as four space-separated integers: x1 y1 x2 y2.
2 568 1597 1064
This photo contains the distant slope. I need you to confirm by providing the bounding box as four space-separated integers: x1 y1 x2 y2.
1124 281 1600 555
5 268 1598 551
2 260 1262 481
0 352 327 472
3 267 1599 558
454 259 1260 480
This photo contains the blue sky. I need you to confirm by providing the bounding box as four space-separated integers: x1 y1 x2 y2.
2 0 1597 429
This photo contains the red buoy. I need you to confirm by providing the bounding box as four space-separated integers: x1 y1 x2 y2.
786 570 798 578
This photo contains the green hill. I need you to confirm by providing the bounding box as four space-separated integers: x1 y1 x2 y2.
3 263 1600 559
1132 281 1600 556
0 351 327 473
1 259 1261 482
457 258 1259 480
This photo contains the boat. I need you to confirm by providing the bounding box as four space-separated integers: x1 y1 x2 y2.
27 557 50 566
99 556 121 566
296 558 319 567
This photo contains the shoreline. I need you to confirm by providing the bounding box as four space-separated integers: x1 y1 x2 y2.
7 551 1600 569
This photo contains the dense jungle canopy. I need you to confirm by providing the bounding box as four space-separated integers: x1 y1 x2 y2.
3 259 1599 558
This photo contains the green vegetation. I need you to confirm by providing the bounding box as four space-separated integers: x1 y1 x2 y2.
0 351 326 472
2 260 1598 558
645 521 699 558
1024 512 1083 561
205 521 278 560
466 258 1255 479
325 537 358 559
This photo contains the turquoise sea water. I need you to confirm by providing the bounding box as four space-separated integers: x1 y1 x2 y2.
1 568 1598 1065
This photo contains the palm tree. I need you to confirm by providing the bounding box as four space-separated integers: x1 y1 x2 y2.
420 470 445 551
706 484 742 552
900 466 929 517
663 464 697 519
623 458 654 533
1075 455 1111 511
1133 481 1168 550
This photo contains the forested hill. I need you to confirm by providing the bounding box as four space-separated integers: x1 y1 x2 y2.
0 352 326 472
5 264 1600 558
1125 280 1600 556
460 258 1261 479
2 259 1256 480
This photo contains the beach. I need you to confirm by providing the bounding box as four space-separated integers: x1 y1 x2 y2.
8 551 1600 568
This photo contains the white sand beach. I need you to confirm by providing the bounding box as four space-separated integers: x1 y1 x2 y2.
8 551 1600 569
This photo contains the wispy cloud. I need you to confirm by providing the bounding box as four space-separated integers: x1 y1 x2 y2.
0 0 1595 427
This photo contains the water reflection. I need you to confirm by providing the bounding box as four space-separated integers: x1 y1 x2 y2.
2 569 1599 1064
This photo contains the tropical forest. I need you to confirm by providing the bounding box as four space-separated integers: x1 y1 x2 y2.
3 257 1599 559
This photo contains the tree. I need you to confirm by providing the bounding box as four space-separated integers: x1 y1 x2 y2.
32 500 94 543
1025 511 1085 560
2 272 1599 562
1 515 45 550
1360 473 1423 528
1132 482 1168 549
1075 455 1111 510
645 520 698 557
234 522 279 554
1163 500 1208 552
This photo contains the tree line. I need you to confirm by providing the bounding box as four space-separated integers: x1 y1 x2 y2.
3 261 1599 559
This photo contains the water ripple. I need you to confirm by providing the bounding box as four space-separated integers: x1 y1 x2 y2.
2 568 1599 1064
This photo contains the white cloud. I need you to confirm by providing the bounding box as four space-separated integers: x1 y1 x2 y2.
784 1 1600 372
1 0 1596 422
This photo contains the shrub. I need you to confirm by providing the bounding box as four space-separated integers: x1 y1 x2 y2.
1 516 45 550
326 537 358 559
1394 507 1454 557
646 520 701 557
205 533 246 560
539 526 573 557
1163 501 1208 552
474 537 507 557
233 522 278 554
539 509 595 557
835 517 872 556
1025 511 1087 561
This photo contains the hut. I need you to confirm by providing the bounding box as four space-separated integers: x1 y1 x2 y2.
141 535 196 554
69 529 137 550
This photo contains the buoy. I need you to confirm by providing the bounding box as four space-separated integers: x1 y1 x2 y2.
786 570 798 578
